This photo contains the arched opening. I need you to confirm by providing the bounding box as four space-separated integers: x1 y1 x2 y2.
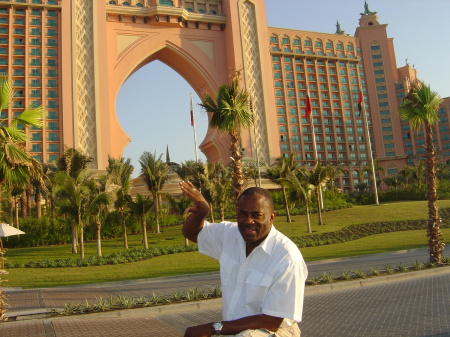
116 61 208 176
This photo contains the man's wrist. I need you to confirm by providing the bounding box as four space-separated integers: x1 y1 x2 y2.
212 321 223 335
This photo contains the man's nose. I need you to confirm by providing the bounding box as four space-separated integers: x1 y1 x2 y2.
241 215 255 224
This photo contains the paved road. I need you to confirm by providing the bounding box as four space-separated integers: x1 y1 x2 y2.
1 248 449 336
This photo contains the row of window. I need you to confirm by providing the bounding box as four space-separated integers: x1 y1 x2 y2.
0 38 57 46
0 8 58 16
0 18 57 26
0 48 57 56
7 69 58 77
31 143 59 152
270 35 357 52
0 58 57 66
108 0 219 14
0 27 57 35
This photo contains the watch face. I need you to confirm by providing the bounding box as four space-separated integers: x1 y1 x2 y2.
213 322 223 330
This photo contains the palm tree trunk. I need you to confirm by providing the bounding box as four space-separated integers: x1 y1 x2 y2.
305 202 312 234
316 189 323 226
282 185 292 222
155 194 160 234
209 203 215 223
71 222 78 253
425 123 443 264
79 223 85 260
14 197 19 229
141 215 148 249
26 187 32 217
96 216 102 257
121 210 128 249
229 130 244 200
20 192 26 218
35 190 41 219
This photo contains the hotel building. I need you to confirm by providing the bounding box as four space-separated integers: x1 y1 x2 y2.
0 0 448 192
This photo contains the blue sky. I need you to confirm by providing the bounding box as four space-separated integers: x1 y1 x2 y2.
116 0 450 176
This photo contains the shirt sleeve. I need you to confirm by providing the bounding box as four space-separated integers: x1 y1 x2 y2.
261 258 308 322
197 221 233 261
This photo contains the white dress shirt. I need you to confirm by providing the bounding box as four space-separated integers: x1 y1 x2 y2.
198 221 308 324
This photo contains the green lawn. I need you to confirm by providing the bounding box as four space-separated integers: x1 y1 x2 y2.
3 200 450 288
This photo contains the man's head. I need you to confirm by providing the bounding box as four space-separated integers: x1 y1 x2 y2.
236 187 275 250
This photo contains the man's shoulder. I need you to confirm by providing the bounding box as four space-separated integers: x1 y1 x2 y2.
271 228 303 260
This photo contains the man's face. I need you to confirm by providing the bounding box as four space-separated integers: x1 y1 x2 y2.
237 194 275 247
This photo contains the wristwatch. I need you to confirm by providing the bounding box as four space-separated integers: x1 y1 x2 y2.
212 321 223 335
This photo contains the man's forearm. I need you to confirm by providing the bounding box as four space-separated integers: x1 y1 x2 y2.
182 212 207 242
184 314 284 337
179 181 210 242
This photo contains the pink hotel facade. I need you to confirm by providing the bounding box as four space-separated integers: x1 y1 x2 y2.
0 0 449 192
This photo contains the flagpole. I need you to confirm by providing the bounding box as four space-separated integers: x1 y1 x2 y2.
190 93 199 162
360 88 380 205
307 89 324 209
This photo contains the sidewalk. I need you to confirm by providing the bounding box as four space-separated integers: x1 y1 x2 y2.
0 248 449 336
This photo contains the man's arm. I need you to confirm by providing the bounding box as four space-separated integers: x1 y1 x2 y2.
179 181 210 243
184 314 284 337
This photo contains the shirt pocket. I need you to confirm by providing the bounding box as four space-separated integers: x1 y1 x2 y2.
245 270 274 313
219 255 238 286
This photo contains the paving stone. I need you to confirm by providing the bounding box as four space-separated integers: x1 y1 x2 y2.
52 316 182 337
0 320 46 337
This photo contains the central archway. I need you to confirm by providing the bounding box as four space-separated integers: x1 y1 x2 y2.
116 60 209 172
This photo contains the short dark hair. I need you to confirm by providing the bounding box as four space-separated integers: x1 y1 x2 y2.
238 187 274 211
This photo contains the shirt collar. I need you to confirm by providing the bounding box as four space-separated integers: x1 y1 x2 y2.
236 224 277 256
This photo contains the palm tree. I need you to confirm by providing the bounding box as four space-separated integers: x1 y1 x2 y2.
55 169 102 259
106 156 134 249
284 170 314 233
399 81 444 264
200 74 254 200
175 160 205 190
202 161 233 222
308 163 333 226
0 76 43 190
57 148 92 178
267 154 298 223
129 194 153 249
139 151 169 234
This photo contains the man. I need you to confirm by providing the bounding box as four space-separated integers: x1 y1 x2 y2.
180 181 308 337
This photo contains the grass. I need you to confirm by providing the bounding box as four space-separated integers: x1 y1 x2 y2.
3 200 450 288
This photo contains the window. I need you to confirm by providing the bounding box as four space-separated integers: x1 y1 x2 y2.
48 122 58 130
270 36 278 43
48 144 59 153
48 111 58 119
31 144 42 152
48 133 58 141
160 0 173 6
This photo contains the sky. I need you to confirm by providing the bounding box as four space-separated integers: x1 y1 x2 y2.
116 0 450 176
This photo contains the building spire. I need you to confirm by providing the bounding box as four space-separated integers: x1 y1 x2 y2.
335 20 345 35
360 1 377 16
166 145 170 163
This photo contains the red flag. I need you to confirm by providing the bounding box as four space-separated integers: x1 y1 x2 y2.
305 91 312 118
357 90 363 116
190 94 195 126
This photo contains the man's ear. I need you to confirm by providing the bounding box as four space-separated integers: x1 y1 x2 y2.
271 211 276 222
